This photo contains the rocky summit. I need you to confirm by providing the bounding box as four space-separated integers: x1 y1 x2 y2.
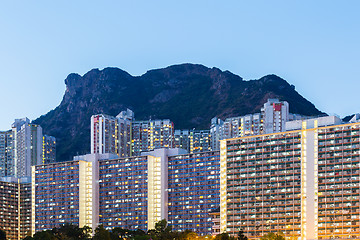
34 63 323 161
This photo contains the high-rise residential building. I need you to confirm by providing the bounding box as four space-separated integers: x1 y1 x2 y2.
32 149 220 236
220 116 360 240
132 119 174 156
174 129 211 153
31 154 106 233
99 155 149 230
116 109 133 157
261 98 289 134
42 135 56 165
221 113 262 140
210 99 306 151
174 130 190 152
167 151 220 234
189 130 211 153
91 110 175 157
1 118 56 178
12 118 43 178
0 177 31 240
0 130 14 177
91 114 118 155
91 110 133 157
210 117 224 151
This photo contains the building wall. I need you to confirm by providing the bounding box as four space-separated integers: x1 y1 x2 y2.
211 99 290 151
12 118 43 178
20 182 32 238
220 120 360 240
132 120 174 156
91 114 118 155
221 131 302 239
167 151 220 235
98 156 149 230
317 124 360 239
32 160 93 232
0 178 31 240
0 130 14 177
174 130 211 153
262 99 289 134
1 118 55 179
174 130 190 152
117 118 132 157
189 130 211 153
32 149 219 235
42 135 56 165
0 180 20 240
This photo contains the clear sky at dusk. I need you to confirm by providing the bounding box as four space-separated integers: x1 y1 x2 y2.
0 1 359 130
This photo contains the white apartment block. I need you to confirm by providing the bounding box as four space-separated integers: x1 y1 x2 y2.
12 118 43 178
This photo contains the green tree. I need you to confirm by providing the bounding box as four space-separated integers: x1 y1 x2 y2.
132 229 149 240
214 233 235 240
260 232 285 240
111 227 128 240
177 230 198 240
148 219 174 240
32 230 55 240
0 229 6 240
52 223 91 240
22 236 33 240
110 228 148 240
93 225 111 240
237 229 248 240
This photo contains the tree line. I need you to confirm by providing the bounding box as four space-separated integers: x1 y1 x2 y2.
0 219 285 240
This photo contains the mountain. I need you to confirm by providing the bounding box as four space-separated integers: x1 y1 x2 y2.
34 63 323 161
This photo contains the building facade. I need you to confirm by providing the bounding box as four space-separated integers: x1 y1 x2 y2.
168 151 220 234
12 118 43 178
42 135 56 165
0 177 31 240
0 130 14 177
32 149 219 236
220 116 360 240
131 120 174 156
210 99 305 151
174 129 211 153
90 110 176 157
31 154 101 233
98 155 149 230
1 118 56 178
116 109 133 157
91 114 118 155
261 99 289 134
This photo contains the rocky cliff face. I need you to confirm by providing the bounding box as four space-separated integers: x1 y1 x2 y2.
34 63 323 161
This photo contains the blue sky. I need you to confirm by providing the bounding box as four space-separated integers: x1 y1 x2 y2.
0 1 359 130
